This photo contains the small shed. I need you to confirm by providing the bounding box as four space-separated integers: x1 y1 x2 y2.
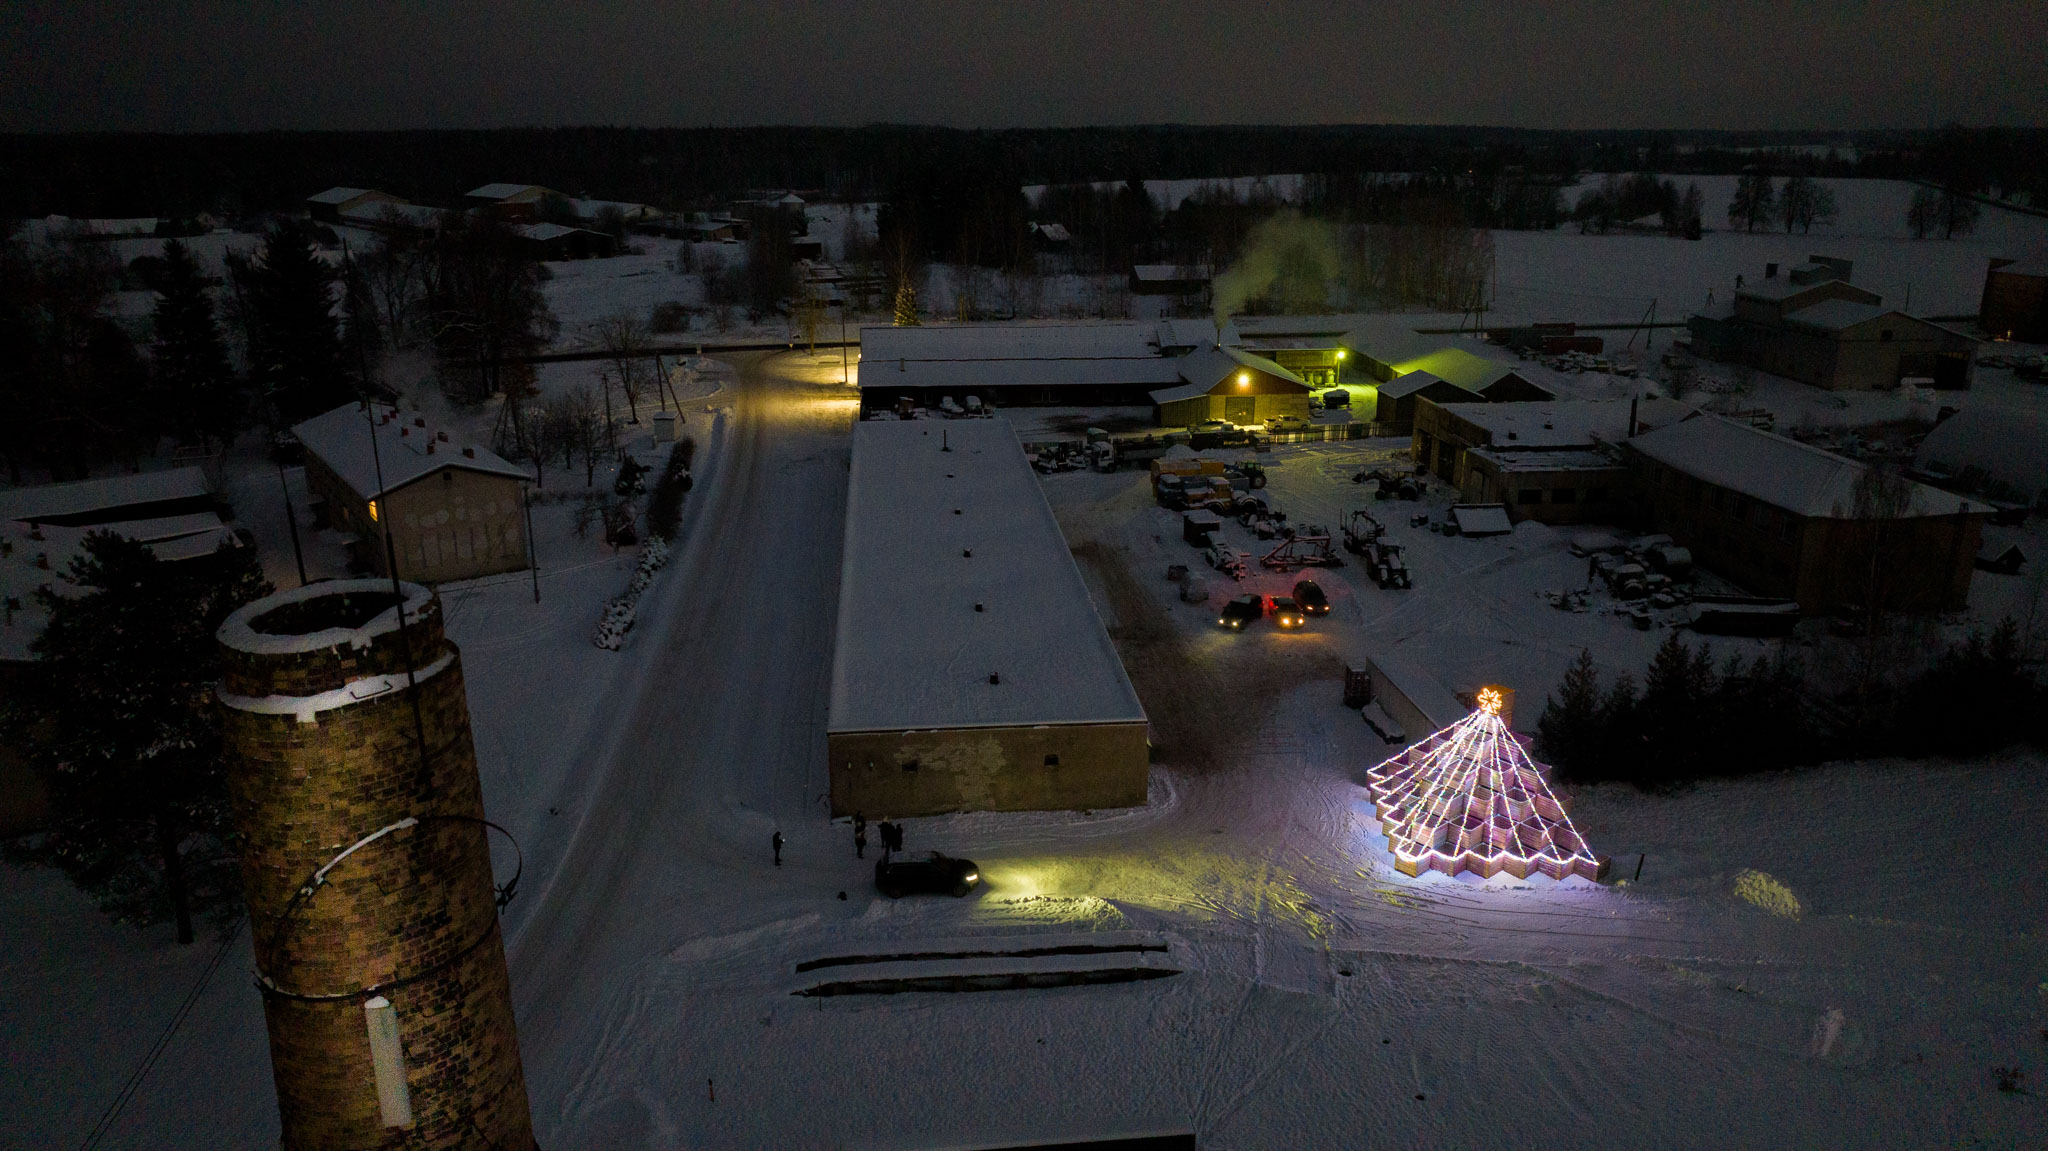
513 222 617 260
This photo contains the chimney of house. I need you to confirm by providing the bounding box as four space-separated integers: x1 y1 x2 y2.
1765 262 1778 279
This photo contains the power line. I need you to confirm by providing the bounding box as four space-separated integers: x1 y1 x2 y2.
77 917 245 1151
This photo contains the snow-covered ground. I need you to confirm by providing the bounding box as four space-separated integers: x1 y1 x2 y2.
11 351 2045 1149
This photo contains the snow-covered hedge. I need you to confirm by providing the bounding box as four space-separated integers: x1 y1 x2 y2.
593 535 671 650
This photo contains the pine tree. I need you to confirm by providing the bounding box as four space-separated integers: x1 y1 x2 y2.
149 239 239 449
1537 648 1603 776
893 277 921 326
2 533 272 942
242 218 350 424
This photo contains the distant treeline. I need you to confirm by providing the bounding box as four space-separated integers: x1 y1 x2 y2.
3 123 2043 220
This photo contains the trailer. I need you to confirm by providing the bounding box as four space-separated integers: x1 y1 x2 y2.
1342 509 1385 555
1261 534 1343 572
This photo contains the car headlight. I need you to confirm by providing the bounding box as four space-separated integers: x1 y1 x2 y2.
962 872 978 883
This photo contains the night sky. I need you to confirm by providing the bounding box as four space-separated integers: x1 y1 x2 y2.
4 1 2043 133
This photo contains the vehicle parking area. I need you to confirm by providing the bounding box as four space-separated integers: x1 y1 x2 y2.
1046 437 1797 758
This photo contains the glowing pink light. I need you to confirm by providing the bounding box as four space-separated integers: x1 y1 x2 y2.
1365 704 1602 881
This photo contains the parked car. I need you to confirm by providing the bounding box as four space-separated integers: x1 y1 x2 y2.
1292 579 1330 615
875 850 981 898
1321 389 1350 407
1264 414 1311 433
1218 593 1263 630
1271 596 1307 629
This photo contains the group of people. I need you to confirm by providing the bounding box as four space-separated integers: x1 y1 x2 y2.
768 814 906 866
851 813 903 859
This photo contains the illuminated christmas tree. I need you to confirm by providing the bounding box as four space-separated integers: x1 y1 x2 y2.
1366 687 1604 881
892 278 920 327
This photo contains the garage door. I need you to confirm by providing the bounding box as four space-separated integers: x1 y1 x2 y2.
1223 396 1257 425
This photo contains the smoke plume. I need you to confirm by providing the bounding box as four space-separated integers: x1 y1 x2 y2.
1211 209 1340 324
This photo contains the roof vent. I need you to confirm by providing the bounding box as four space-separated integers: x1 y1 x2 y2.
963 549 972 558
438 431 449 442
463 447 475 458
1506 431 1518 440
974 602 984 612
399 426 409 437
426 442 435 454
988 672 1000 685
1542 422 1553 430
415 417 427 428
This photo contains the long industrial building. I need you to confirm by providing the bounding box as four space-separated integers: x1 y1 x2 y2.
827 418 1149 817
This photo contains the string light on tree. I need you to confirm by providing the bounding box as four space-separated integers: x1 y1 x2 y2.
1365 685 1606 881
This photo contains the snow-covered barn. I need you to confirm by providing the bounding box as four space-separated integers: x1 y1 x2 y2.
1980 254 2048 342
1627 414 1990 613
1148 344 1311 427
827 418 1149 818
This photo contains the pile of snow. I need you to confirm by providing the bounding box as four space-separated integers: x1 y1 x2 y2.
592 535 670 650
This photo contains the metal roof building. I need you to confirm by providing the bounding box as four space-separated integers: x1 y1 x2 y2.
827 418 1148 817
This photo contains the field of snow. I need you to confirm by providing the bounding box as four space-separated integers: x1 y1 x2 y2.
10 351 2046 1149
1500 176 2048 324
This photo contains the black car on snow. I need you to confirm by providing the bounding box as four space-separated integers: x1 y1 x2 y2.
1292 578 1330 615
875 850 981 898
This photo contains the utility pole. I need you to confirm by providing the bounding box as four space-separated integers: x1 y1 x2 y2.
276 458 308 587
524 481 540 605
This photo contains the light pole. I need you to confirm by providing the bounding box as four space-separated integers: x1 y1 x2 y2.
276 458 307 587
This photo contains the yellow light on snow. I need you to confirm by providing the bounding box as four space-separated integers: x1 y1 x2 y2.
367 499 380 523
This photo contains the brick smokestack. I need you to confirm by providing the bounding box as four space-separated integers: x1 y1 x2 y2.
217 580 534 1150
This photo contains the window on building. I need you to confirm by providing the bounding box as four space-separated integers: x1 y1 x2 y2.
900 759 920 773
1043 753 1060 767
1518 489 1543 504
1880 330 1894 342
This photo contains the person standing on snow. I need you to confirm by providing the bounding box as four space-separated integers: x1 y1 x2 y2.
854 824 868 859
772 830 784 866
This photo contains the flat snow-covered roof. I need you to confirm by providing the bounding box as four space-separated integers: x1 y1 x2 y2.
1433 397 1694 448
861 322 1161 363
0 466 213 524
1629 415 1992 519
829 418 1145 734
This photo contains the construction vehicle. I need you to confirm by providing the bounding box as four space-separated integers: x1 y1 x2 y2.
1229 459 1270 489
1204 542 1250 580
1261 533 1343 572
1364 538 1411 588
1342 509 1385 555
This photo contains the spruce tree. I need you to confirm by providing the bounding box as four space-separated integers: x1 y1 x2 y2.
243 218 350 423
1537 648 1602 776
149 239 239 449
2 534 271 943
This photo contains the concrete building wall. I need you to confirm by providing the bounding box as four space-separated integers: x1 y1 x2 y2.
1460 459 1628 525
302 458 527 584
217 583 533 1150
1981 264 2048 342
829 721 1149 818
